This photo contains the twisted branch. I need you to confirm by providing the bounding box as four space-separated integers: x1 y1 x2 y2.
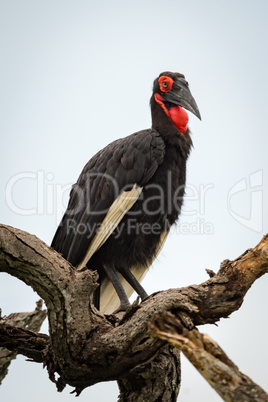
0 224 267 399
150 313 268 401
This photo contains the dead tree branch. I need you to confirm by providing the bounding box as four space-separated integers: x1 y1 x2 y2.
150 312 268 402
0 300 47 384
0 223 267 399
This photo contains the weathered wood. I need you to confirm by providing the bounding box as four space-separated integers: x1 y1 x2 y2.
0 224 267 399
150 313 268 401
118 343 181 402
0 300 47 384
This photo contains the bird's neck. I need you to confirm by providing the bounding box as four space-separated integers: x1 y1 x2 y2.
150 96 193 154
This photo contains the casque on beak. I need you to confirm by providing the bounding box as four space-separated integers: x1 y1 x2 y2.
163 77 201 120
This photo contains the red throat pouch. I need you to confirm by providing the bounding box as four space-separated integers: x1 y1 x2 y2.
168 106 189 134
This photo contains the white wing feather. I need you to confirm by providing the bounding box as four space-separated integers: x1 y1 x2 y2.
76 184 142 270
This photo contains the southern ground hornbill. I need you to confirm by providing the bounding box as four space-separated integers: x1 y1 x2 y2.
51 71 201 314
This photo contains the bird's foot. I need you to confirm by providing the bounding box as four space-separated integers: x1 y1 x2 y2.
113 302 131 314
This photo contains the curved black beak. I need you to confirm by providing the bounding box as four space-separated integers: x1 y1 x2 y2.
164 77 201 120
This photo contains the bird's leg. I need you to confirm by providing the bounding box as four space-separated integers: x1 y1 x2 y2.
103 264 131 312
118 266 148 300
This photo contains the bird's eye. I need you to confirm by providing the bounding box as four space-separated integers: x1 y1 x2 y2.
158 75 174 92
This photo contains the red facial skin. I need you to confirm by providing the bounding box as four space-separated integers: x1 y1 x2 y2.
155 75 189 134
168 105 189 134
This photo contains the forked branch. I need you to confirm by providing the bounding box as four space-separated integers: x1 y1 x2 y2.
0 224 267 398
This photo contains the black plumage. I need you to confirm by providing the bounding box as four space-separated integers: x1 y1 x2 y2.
51 71 201 313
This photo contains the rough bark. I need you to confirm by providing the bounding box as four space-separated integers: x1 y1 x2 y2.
0 300 47 384
150 313 268 402
0 224 267 400
117 343 181 402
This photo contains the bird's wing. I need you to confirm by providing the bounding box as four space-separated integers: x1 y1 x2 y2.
51 129 165 269
76 183 142 270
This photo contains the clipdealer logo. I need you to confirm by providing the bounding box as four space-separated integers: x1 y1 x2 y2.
227 170 263 232
5 171 72 222
5 169 264 234
5 170 215 236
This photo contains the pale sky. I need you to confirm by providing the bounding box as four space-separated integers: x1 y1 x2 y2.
0 1 267 401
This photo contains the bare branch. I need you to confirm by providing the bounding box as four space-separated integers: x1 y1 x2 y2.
0 300 47 384
0 223 267 396
150 312 268 402
0 323 49 362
